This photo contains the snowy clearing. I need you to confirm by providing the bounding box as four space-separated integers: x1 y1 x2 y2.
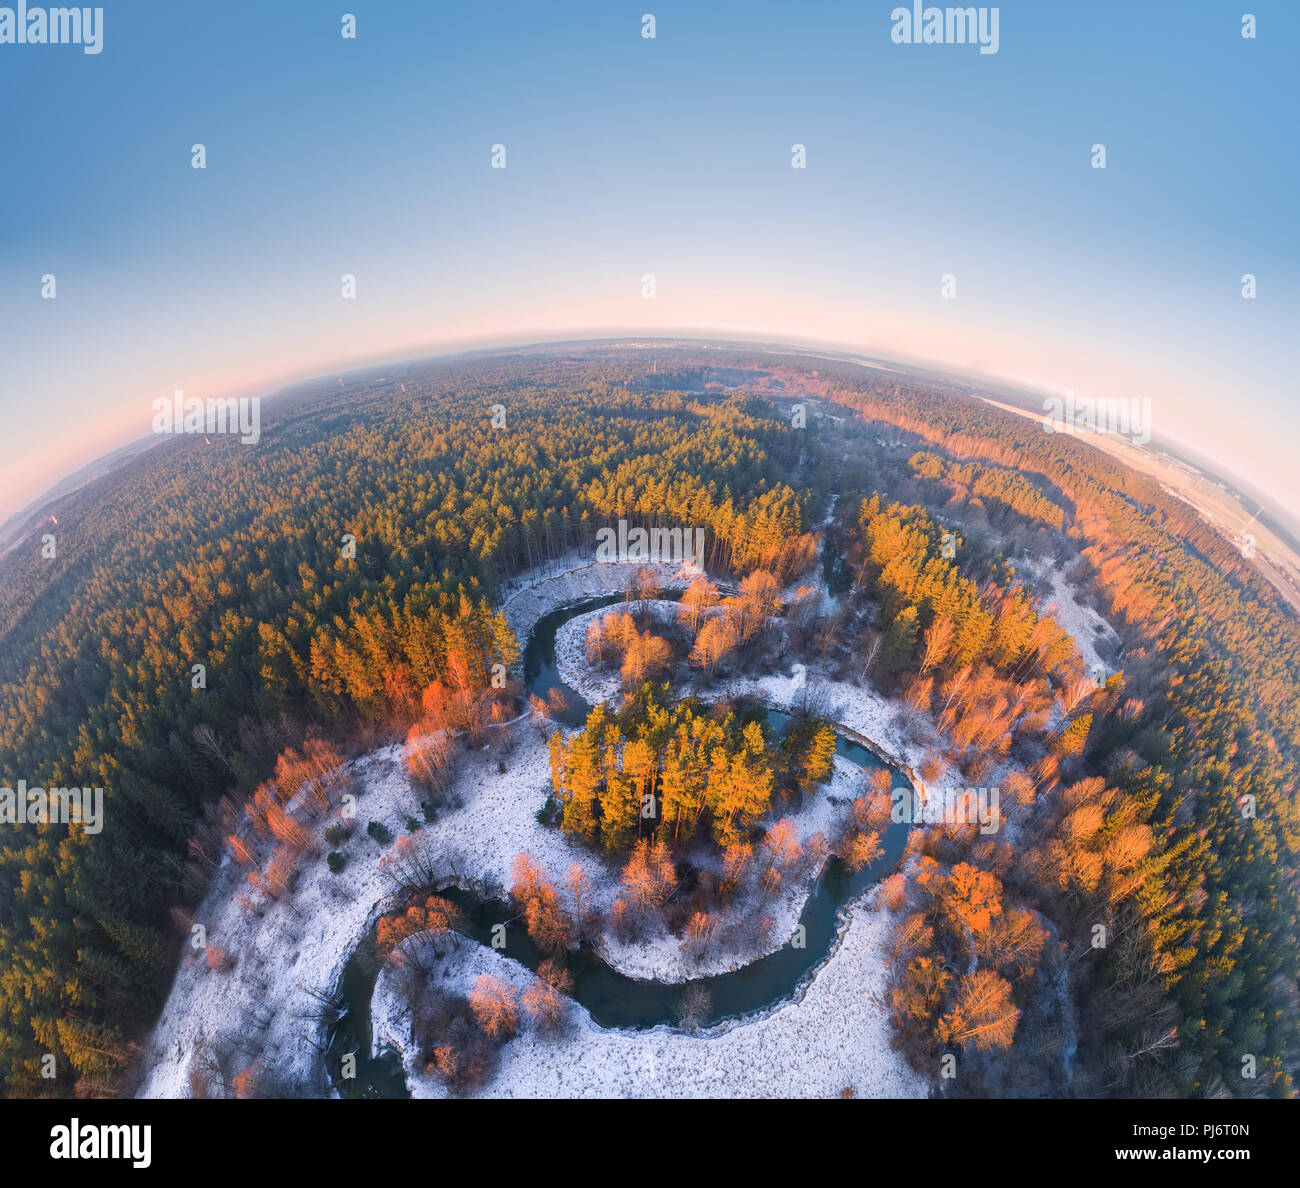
372 888 927 1099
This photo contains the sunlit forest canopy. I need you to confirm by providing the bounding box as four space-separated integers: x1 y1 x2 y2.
0 345 1295 1099
0 353 813 1094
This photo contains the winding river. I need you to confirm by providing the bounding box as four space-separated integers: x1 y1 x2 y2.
326 593 912 1097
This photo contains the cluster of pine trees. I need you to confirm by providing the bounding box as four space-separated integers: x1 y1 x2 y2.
848 494 1078 689
886 857 1047 1063
546 685 836 854
582 568 809 687
908 451 1066 531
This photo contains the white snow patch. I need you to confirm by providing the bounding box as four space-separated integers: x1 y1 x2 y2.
1020 558 1121 678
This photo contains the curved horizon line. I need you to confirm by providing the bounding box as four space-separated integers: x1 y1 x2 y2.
5 329 1296 544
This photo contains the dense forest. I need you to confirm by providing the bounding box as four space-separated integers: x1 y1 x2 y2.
0 344 1295 1099
0 355 809 1095
785 358 1300 1095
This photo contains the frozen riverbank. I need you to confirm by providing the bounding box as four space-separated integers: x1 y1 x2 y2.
137 561 928 1099
372 886 926 1099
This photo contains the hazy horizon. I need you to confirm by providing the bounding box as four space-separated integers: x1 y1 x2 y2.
7 331 1296 549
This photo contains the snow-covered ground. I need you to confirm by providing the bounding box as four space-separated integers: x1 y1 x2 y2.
502 558 706 664
137 561 928 1099
1019 557 1122 678
136 745 422 1098
553 598 702 707
135 733 614 1098
372 888 926 1099
595 752 866 982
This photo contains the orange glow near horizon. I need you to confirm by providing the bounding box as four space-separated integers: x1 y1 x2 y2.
4 297 1295 531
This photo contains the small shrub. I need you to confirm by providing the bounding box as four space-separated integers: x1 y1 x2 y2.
367 820 393 845
327 851 345 874
535 792 561 829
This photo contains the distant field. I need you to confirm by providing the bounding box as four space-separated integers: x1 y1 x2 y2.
979 396 1300 617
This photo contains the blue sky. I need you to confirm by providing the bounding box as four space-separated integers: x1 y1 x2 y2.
1 0 1296 522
